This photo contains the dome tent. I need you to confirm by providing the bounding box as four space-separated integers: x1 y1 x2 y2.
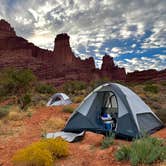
63 83 164 139
47 93 72 106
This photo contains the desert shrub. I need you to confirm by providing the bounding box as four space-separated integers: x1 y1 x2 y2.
90 77 110 90
73 95 84 103
8 111 22 121
31 94 48 106
0 68 36 96
0 105 11 118
100 133 115 149
63 80 87 95
115 137 166 166
0 120 3 128
18 93 32 110
26 111 32 117
12 138 69 166
156 108 166 123
62 106 75 113
42 117 65 131
36 83 56 94
115 145 130 161
12 146 53 166
143 84 159 93
40 138 69 158
0 68 36 110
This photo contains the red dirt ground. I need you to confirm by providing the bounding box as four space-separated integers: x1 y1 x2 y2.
0 105 166 166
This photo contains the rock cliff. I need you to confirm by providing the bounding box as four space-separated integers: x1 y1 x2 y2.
0 19 165 85
126 69 166 82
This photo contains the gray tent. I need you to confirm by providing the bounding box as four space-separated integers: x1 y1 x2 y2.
47 93 72 106
63 83 164 139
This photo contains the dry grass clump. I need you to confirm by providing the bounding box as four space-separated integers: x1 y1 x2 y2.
0 120 2 129
8 111 23 121
42 117 65 133
6 105 22 121
12 138 69 166
25 106 36 117
73 95 84 103
62 105 75 113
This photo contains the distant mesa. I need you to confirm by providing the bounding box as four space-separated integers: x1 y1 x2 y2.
0 19 165 85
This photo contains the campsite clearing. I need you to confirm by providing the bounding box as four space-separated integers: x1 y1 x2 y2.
0 104 165 166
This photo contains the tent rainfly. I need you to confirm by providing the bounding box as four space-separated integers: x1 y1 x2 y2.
63 83 164 139
47 93 72 106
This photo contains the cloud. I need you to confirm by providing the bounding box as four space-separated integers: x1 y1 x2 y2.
111 47 121 53
115 55 166 73
131 44 136 48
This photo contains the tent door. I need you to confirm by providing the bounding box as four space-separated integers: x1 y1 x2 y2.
101 91 118 131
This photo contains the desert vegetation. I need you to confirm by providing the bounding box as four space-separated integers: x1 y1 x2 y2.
12 138 69 166
115 136 166 166
0 68 36 109
0 68 165 166
100 132 115 149
62 105 75 113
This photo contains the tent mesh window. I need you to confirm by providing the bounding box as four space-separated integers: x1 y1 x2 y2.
137 113 162 132
51 97 61 104
103 92 118 117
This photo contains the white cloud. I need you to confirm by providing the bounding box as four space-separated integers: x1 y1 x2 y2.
111 47 121 53
116 55 166 72
131 44 136 48
154 54 166 60
15 16 32 25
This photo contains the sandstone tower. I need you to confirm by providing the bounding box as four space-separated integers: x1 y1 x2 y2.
53 33 73 65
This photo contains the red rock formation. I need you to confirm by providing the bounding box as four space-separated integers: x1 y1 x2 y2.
0 19 165 85
53 33 73 65
126 69 166 82
0 19 16 39
101 55 126 81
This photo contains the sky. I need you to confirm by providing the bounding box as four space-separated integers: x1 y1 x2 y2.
0 0 166 73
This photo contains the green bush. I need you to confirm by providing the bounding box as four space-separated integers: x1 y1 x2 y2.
73 96 84 103
0 105 11 118
115 137 166 166
36 83 55 94
90 77 110 90
143 84 159 93
18 93 32 110
0 68 36 109
156 108 166 123
12 138 69 166
115 145 130 161
0 68 36 96
100 133 115 149
63 80 87 95
62 106 75 113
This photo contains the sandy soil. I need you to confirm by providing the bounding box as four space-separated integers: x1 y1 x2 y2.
0 105 165 166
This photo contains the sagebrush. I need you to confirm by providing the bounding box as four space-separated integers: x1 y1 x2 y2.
115 136 166 166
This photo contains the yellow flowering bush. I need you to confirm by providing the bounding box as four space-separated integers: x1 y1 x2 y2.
12 138 69 166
